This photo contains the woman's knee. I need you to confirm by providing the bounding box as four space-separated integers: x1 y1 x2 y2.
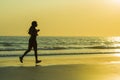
27 48 32 52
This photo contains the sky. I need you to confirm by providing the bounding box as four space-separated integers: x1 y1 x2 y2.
0 0 120 36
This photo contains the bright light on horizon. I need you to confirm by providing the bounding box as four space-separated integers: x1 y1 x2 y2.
107 37 120 42
111 0 120 3
105 0 120 5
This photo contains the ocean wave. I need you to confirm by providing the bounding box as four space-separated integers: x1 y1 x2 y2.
39 46 120 50
0 42 26 47
0 45 120 51
0 49 26 51
0 43 13 46
87 46 120 49
0 51 119 57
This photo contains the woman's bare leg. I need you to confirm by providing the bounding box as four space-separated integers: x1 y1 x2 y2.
33 44 41 63
19 44 32 63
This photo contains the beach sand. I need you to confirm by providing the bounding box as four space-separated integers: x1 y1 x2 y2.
0 54 120 80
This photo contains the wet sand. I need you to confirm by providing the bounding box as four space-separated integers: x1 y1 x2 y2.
0 54 120 80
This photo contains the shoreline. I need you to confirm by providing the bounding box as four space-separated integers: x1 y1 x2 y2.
0 54 120 67
0 52 120 58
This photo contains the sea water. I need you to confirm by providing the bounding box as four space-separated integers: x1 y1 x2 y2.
0 36 120 57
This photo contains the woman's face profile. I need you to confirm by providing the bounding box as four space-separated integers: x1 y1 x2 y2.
32 21 37 27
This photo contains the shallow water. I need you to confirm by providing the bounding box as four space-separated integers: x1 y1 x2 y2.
0 36 120 57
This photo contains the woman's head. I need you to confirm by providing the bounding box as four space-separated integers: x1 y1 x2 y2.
31 21 37 27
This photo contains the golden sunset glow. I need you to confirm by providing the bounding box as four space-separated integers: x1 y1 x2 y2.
109 0 120 4
0 0 120 36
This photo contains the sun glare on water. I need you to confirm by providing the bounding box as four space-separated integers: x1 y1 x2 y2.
108 37 120 57
107 37 120 42
114 53 120 57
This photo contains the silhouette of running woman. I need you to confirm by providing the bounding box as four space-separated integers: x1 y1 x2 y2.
19 21 41 63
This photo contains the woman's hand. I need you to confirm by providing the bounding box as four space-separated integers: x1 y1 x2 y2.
37 29 40 32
